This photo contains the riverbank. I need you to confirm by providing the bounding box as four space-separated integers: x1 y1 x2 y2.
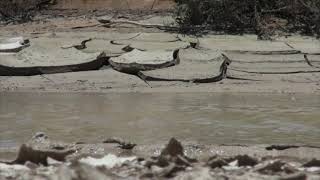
1 6 320 180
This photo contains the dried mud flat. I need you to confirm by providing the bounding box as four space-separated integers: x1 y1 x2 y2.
1 10 320 94
0 31 319 93
1 133 320 180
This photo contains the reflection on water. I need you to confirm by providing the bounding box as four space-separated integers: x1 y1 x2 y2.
1 92 320 148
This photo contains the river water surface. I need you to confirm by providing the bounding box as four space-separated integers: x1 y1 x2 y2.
1 92 320 149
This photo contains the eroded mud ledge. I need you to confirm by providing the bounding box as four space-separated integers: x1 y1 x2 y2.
0 8 319 93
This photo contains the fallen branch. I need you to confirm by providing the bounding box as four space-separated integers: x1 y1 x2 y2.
61 38 92 50
261 6 290 13
151 0 157 10
298 0 319 13
71 23 101 29
103 137 136 150
125 0 130 9
229 68 320 74
98 19 179 30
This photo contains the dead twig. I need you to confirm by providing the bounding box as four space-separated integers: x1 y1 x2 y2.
125 0 130 9
40 75 56 84
151 0 157 10
261 6 290 13
71 23 100 29
103 137 136 150
99 19 179 30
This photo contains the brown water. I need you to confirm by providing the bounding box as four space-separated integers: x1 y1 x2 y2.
1 92 320 149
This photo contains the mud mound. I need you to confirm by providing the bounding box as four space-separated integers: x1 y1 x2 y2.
0 38 105 76
0 37 30 53
109 49 179 74
139 48 231 83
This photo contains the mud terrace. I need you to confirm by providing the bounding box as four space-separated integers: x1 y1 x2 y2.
0 30 320 93
0 133 320 180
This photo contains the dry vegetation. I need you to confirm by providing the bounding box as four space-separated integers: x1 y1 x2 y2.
0 0 319 38
0 0 54 23
174 0 320 38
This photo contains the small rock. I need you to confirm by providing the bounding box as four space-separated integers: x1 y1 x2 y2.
222 160 241 171
0 163 30 178
155 155 171 167
103 137 136 150
207 156 228 169
282 164 298 174
24 161 38 169
160 138 184 157
78 154 137 169
303 159 320 168
228 160 238 167
151 165 165 174
119 142 137 150
159 163 185 178
176 155 194 166
140 172 154 178
174 167 213 180
279 172 307 180
32 132 48 140
47 157 63 166
73 163 113 180
51 145 66 150
49 164 76 180
255 160 286 174
12 144 75 165
229 155 258 167
304 167 320 173
265 145 299 151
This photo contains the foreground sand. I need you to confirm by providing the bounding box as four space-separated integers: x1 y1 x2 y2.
1 133 320 179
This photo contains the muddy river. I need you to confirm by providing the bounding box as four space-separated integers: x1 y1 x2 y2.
1 92 320 149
